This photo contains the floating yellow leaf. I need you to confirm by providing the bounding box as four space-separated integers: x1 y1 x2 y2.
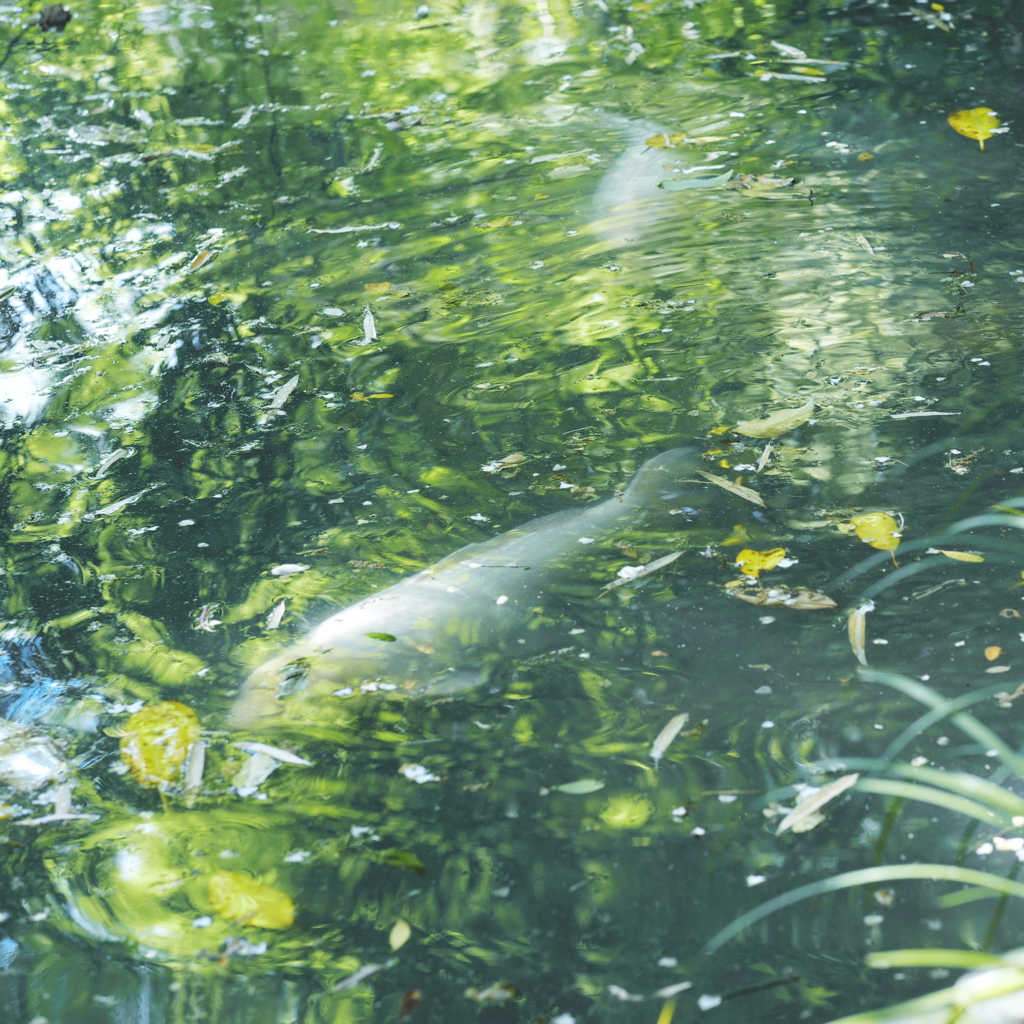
735 548 786 579
695 470 765 507
119 702 200 790
208 871 295 929
735 399 815 439
857 152 874 161
365 282 391 294
985 646 1003 662
389 919 412 950
645 132 687 149
848 601 874 666
846 512 901 563
947 107 1002 150
935 549 985 563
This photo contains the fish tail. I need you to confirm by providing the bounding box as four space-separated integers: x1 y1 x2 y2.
621 447 701 511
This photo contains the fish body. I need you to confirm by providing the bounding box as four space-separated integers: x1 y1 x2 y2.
230 448 700 729
590 118 675 246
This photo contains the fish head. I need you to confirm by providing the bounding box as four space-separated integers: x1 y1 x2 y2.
228 634 450 730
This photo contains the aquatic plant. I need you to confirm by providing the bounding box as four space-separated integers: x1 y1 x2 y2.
709 667 1024 1022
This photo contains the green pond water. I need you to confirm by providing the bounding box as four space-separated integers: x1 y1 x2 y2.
2 0 1024 1021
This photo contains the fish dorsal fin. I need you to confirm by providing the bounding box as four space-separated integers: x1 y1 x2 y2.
620 447 700 510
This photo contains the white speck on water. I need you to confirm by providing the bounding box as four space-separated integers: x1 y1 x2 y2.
864 914 884 926
755 685 772 695
718 794 737 804
192 916 213 928
578 537 595 544
698 994 722 1011
496 595 509 605
284 850 311 863
759 616 775 624
671 806 687 818
569 628 585 635
692 827 706 836
761 721 774 729
746 874 766 886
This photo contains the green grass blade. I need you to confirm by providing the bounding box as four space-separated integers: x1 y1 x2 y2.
854 778 1010 826
866 948 1007 969
881 682 1013 763
702 864 1024 954
823 963 1024 1024
938 886 1003 909
861 669 1024 778
890 765 1024 818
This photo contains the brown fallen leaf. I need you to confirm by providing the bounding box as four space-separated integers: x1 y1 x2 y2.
726 586 837 610
399 990 422 1022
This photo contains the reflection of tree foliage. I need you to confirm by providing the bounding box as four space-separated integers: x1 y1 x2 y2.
0 0 1023 1021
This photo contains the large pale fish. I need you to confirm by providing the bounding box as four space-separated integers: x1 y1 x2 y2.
230 447 700 729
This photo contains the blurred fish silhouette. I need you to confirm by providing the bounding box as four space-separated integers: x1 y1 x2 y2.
231 448 700 729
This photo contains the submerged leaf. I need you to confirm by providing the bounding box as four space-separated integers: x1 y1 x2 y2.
333 960 396 992
695 470 765 507
947 107 1003 150
659 169 733 191
848 601 874 666
777 774 860 835
119 702 200 791
268 374 299 410
375 849 428 875
365 632 397 642
389 919 412 951
266 600 287 629
735 548 786 579
183 738 205 809
464 984 520 1003
233 741 313 766
735 399 814 439
399 990 422 1022
554 778 605 795
602 551 683 591
208 871 295 929
651 713 689 768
